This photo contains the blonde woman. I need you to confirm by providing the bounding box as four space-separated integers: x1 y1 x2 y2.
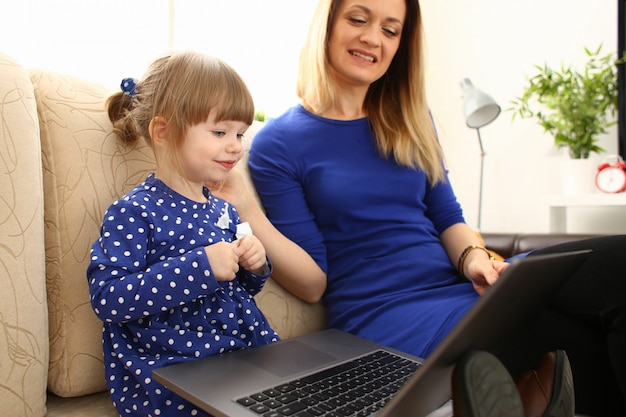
215 0 626 415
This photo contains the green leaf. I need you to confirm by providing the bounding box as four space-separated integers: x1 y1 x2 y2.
508 44 626 158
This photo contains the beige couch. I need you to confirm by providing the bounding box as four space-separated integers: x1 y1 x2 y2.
0 52 598 417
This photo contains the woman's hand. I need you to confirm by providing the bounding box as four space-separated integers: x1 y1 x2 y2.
439 223 510 296
206 168 253 214
465 257 510 295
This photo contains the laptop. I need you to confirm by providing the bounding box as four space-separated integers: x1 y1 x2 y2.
152 249 592 417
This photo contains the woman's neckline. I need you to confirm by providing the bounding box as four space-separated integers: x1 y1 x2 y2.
299 103 368 123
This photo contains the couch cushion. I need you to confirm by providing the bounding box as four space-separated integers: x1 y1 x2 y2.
254 278 327 338
31 70 156 396
0 53 48 416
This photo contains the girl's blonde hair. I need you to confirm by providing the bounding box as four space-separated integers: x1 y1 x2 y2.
297 0 445 184
107 51 254 167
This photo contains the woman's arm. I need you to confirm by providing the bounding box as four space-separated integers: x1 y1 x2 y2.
440 222 509 295
208 170 327 304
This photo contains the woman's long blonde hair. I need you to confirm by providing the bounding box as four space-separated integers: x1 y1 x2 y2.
297 0 445 184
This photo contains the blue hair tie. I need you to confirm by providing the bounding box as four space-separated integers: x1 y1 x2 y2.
120 78 139 97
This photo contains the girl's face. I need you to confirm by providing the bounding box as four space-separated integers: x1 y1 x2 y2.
328 0 405 90
178 113 247 185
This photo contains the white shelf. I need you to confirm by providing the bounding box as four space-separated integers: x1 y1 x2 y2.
549 193 626 233
550 193 626 207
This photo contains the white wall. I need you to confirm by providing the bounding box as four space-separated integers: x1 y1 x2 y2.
1 0 622 233
420 0 621 233
0 0 317 117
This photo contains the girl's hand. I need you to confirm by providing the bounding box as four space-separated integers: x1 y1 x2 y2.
204 241 240 281
233 235 268 274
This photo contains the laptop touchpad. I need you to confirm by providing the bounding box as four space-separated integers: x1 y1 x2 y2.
241 340 336 378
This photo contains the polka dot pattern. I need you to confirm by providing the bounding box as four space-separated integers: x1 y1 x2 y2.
88 174 279 417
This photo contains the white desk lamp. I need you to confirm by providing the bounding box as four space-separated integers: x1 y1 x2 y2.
460 78 501 230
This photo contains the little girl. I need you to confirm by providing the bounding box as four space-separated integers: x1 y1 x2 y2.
87 51 279 417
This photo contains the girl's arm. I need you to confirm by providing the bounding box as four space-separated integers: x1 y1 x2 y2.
235 260 272 297
88 204 222 323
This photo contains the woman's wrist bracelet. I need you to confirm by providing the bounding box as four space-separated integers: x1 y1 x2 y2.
457 245 494 279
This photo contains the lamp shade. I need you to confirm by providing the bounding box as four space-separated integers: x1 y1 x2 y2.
461 78 501 129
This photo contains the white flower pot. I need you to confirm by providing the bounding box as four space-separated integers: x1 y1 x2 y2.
559 158 597 196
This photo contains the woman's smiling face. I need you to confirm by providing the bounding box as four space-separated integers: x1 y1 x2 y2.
327 0 405 90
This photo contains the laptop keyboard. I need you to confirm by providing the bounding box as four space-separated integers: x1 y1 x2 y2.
235 350 421 417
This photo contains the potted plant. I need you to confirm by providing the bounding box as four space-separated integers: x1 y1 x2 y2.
509 45 624 195
509 45 623 160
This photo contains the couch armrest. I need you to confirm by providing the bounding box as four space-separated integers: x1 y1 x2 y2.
0 53 48 417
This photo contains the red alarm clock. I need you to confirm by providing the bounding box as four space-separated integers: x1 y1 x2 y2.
595 155 626 193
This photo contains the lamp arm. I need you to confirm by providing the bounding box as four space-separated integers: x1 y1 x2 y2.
476 128 485 230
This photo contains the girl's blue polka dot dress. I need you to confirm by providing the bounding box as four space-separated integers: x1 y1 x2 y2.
87 174 279 417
